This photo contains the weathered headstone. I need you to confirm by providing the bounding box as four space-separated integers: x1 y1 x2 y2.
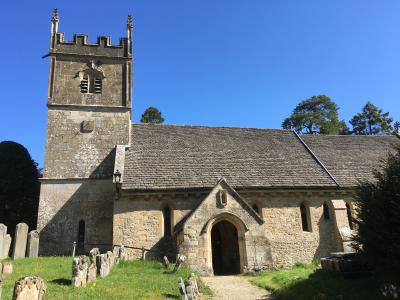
96 254 110 277
71 256 88 287
12 276 47 300
27 230 40 258
106 251 115 268
12 223 29 259
0 273 4 300
178 277 188 300
113 245 120 264
0 224 7 259
162 256 170 269
119 245 127 261
2 234 12 259
87 248 99 283
2 262 13 275
173 254 186 273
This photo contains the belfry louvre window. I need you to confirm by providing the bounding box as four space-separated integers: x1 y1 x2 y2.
346 203 354 230
80 74 102 94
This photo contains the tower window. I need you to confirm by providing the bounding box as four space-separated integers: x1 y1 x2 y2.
300 203 312 232
80 74 102 94
323 202 330 220
80 74 88 93
163 206 171 237
77 220 85 250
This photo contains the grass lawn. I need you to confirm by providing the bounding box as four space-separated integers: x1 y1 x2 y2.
249 263 382 300
1 257 211 300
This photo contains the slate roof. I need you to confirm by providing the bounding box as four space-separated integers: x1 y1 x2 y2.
122 124 399 191
123 124 338 190
301 135 400 187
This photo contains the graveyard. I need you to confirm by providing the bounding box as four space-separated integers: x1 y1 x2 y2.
0 257 211 299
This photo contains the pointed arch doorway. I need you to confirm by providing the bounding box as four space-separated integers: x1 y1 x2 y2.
211 220 241 275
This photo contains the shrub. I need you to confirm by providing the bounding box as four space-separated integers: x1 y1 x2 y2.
353 145 400 284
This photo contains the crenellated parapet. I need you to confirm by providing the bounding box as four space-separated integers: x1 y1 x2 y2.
52 33 131 58
49 8 132 59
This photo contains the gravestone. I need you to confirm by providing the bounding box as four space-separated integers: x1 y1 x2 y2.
119 245 127 261
106 251 115 268
12 276 47 300
163 256 170 269
0 273 4 300
96 254 110 277
2 234 11 259
27 230 40 258
178 277 188 300
87 248 99 283
0 224 7 259
71 256 88 287
12 223 29 259
173 254 186 273
112 246 120 265
2 262 13 275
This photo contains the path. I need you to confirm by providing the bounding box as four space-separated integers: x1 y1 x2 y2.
201 275 274 300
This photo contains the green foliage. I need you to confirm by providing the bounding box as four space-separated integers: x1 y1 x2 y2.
140 107 165 124
394 121 400 134
282 95 342 134
350 102 393 135
353 146 400 284
0 141 40 235
249 264 381 300
1 257 211 299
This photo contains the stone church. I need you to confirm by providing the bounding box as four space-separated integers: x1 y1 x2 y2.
37 10 400 275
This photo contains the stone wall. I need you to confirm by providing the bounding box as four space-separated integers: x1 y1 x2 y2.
113 192 202 259
113 187 354 272
37 179 114 255
49 57 127 107
43 107 130 179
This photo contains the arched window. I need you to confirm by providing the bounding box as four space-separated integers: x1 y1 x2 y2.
346 203 353 230
252 204 260 214
77 220 85 250
80 73 102 94
323 202 330 220
163 207 171 237
300 203 312 232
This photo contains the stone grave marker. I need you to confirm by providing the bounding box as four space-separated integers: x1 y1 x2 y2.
71 256 88 287
12 223 29 259
27 230 40 258
12 276 47 300
2 262 13 275
173 254 186 273
163 256 170 269
96 254 110 277
0 224 7 259
87 248 99 283
2 234 11 259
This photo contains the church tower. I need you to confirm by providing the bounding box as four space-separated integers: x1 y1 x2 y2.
37 9 132 255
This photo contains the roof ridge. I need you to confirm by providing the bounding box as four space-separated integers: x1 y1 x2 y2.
131 123 291 132
293 131 340 187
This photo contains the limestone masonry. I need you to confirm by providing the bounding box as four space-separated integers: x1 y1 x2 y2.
37 9 400 275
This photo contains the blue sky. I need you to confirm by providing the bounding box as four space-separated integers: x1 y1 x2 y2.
0 0 399 167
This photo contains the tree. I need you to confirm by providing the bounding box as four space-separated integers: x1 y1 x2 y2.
353 146 400 284
282 95 342 134
338 120 350 135
394 121 400 134
349 102 393 135
0 141 40 236
140 107 164 124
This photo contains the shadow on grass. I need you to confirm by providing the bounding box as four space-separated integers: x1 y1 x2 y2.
162 293 180 299
276 269 382 300
50 278 71 286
